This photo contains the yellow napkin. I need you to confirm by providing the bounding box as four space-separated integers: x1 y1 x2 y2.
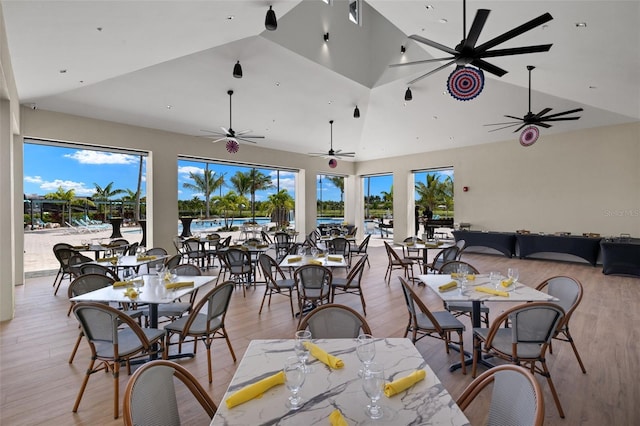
72 245 89 250
287 256 302 264
425 242 442 248
123 288 139 299
329 409 349 426
316 253 325 258
97 256 117 263
476 286 509 297
135 255 156 261
327 256 342 262
384 370 426 397
225 371 286 408
113 279 143 288
303 342 344 369
164 281 194 289
206 235 219 240
438 281 458 292
405 242 415 246
501 278 514 287
257 244 269 248
452 273 476 280
308 259 323 265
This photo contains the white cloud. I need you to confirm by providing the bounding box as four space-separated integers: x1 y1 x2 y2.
38 179 94 196
24 176 43 184
178 165 204 176
64 150 138 165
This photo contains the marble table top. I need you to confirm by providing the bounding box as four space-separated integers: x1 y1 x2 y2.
211 338 469 425
279 254 347 269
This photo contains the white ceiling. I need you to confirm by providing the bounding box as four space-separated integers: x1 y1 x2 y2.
2 0 639 161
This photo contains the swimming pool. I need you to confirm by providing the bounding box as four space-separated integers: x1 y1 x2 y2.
178 217 344 233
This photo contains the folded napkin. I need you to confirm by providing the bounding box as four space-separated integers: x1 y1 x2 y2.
113 279 143 288
97 256 117 263
316 253 325 258
329 409 349 426
308 259 323 265
476 286 509 297
225 371 286 408
451 273 476 280
287 256 302 263
327 256 342 262
135 255 156 261
405 242 415 246
164 281 194 289
123 288 139 299
206 235 219 240
257 244 269 248
384 370 426 397
438 281 458 292
72 245 89 250
303 342 344 369
500 278 514 287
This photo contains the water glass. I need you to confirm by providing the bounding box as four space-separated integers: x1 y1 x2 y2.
294 330 313 373
507 268 519 292
362 362 385 420
284 356 306 410
356 334 376 377
457 264 469 294
490 271 502 289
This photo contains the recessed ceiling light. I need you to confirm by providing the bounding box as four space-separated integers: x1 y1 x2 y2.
275 82 280 87
425 5 434 10
226 15 234 20
166 105 172 109
433 116 438 120
59 69 67 74
589 85 597 89
439 18 448 24
575 22 587 28
96 27 103 32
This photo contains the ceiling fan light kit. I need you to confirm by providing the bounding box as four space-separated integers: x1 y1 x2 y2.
265 5 277 31
233 61 243 78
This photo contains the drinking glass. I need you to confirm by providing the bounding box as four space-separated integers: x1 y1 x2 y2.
155 264 164 280
310 247 318 258
294 330 313 373
490 271 502 289
507 267 519 292
362 362 385 420
457 263 469 294
284 356 306 410
356 333 376 377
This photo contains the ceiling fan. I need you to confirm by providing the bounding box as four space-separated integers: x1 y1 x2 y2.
200 90 264 148
309 120 355 162
485 65 583 138
389 0 553 85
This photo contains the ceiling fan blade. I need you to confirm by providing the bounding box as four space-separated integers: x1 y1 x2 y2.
484 121 521 126
220 127 230 135
463 9 490 49
541 108 583 119
504 114 525 121
389 57 455 68
533 108 553 119
409 34 458 55
211 137 228 143
200 129 226 136
337 153 356 157
408 60 456 85
513 123 529 133
236 137 259 144
542 116 582 122
537 122 552 128
470 58 507 77
487 123 522 132
475 12 553 54
481 44 553 59
308 152 326 157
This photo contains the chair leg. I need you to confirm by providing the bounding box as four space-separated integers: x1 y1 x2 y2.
457 331 466 375
563 330 587 374
68 331 83 364
205 341 213 383
359 291 367 316
288 289 295 318
540 360 565 418
471 336 480 378
258 287 270 315
113 360 121 419
72 358 95 413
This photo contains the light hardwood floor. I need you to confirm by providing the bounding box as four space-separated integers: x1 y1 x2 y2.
1 245 639 425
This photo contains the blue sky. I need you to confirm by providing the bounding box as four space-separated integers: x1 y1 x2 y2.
23 142 450 202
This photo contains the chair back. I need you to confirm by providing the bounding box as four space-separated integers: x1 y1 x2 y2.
260 230 273 244
298 304 372 338
173 263 202 276
164 254 182 270
328 237 350 256
259 254 286 285
510 303 564 346
536 276 583 328
55 247 77 271
295 264 332 299
343 254 367 287
224 248 251 270
110 239 130 255
73 302 135 349
274 232 291 259
182 281 234 334
455 239 466 258
384 241 403 263
145 247 168 256
172 236 183 254
78 263 120 281
127 242 140 256
68 273 114 298
456 365 544 426
123 360 217 426
432 246 459 269
438 260 479 275
398 277 445 335
68 253 94 277
356 234 371 252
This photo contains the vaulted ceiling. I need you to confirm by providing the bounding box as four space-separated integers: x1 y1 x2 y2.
2 0 638 161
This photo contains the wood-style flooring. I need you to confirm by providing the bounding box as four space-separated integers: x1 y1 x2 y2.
1 244 639 425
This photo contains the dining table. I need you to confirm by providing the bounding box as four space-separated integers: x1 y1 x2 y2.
400 240 455 273
418 273 558 372
279 253 348 271
210 338 470 425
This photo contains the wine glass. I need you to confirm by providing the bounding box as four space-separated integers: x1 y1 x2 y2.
507 267 519 292
356 333 376 377
294 330 313 373
457 263 469 294
310 247 318 258
284 356 306 410
362 362 385 420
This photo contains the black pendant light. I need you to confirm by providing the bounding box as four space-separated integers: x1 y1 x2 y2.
353 105 360 118
404 87 413 101
265 5 277 31
233 61 243 78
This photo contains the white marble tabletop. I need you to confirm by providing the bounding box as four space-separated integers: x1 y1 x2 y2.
279 254 347 269
211 338 470 426
418 274 558 303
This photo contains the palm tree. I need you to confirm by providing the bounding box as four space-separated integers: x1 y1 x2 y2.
93 182 125 221
120 189 139 219
415 173 452 212
247 169 273 221
134 155 144 222
44 186 78 225
182 168 224 218
380 185 393 210
264 189 294 227
230 171 253 219
327 176 344 216
213 191 241 229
